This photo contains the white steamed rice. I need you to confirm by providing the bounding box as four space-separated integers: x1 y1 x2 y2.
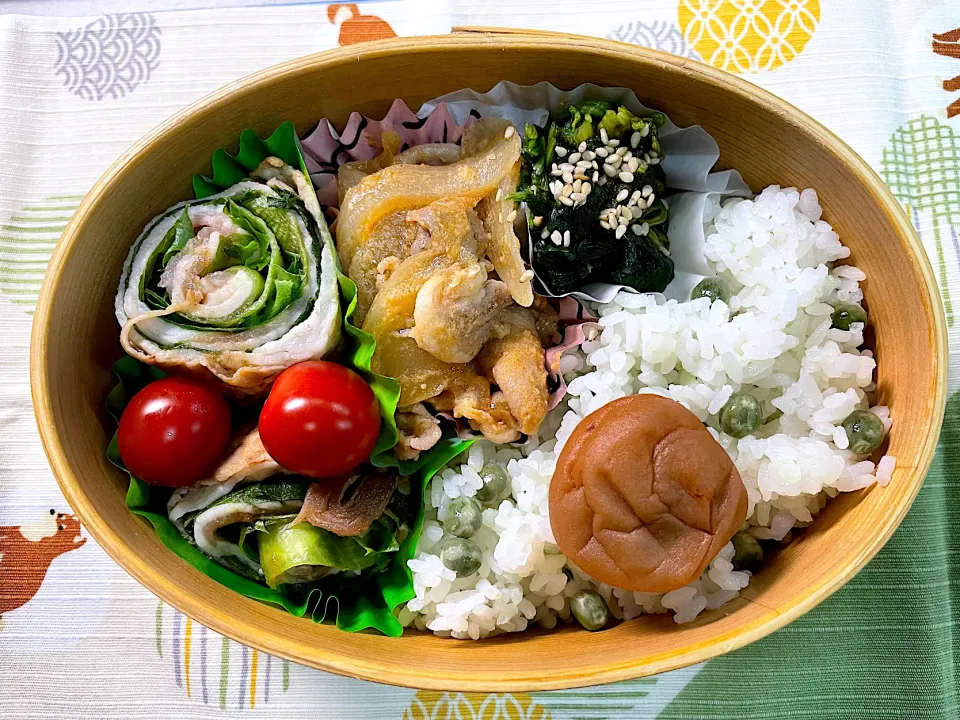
400 186 895 640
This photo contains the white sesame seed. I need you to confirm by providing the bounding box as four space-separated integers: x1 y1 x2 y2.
582 182 592 195
562 184 573 197
578 141 587 152
520 269 535 282
595 147 609 158
630 131 641 148
574 174 589 182
533 216 543 226
631 190 642 203
495 189 503 202
568 152 582 163
635 197 648 210
622 207 634 221
641 125 650 137
619 171 635 183
582 150 595 161
573 179 582 192
641 222 650 234
627 158 640 173
506 209 517 223
600 128 609 144
643 153 651 163
616 189 629 202
631 224 642 236
593 171 599 182
615 224 627 239
617 146 629 157
560 163 575 172
618 215 629 226
551 167 563 177
559 195 574 206
504 126 516 139
608 138 621 147
563 230 571 243
642 185 653 197
551 230 562 245
562 172 574 184
603 164 616 177
621 150 633 162
650 157 661 164
600 220 612 230
541 228 550 239
554 146 568 157
608 155 623 168
570 192 584 203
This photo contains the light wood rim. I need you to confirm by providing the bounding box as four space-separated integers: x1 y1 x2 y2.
30 31 948 691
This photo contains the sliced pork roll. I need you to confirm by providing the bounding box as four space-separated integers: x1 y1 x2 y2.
115 158 339 396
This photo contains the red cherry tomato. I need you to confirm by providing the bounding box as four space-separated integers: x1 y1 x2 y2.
259 361 381 478
117 376 232 487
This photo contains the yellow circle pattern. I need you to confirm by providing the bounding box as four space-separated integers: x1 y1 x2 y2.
678 0 821 74
403 692 552 720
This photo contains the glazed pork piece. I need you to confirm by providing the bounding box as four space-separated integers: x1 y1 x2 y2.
336 120 555 456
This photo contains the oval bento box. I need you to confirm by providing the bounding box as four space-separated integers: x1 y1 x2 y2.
30 30 947 691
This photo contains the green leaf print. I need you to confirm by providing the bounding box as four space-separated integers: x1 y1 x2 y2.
0 195 83 313
880 115 960 327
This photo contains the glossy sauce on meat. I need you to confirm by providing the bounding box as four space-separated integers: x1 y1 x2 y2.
549 394 748 593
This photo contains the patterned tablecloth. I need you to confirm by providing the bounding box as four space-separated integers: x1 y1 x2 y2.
1 1 957 717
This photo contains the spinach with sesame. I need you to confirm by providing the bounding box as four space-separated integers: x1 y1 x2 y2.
511 101 673 295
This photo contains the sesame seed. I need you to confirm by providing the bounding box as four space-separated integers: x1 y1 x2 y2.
630 131 641 148
621 150 633 162
607 138 621 147
570 192 585 203
568 152 582 163
641 222 650 234
562 184 573 197
551 167 563 177
603 164 617 177
497 212 503 223
573 179 582 192
595 147 609 158
631 224 642 235
615 225 627 239
559 195 574 206
554 146 568 157
616 189 629 202
520 269 535 282
506 209 517 223
495 189 503 201
650 157 661 164
559 163 575 172
551 230 562 245
622 207 634 221
617 146 629 157
504 126 516 139
541 228 550 239
641 125 650 137
574 173 589 181
562 172 573 184
533 215 543 226
581 182 592 195
578 141 587 152
582 150 595 161
618 215 629 226
642 185 653 197
593 171 599 182
599 220 611 230
627 158 640 173
598 176 608 186
563 230 571 244
608 155 623 168
643 153 651 163
619 171 635 183
600 128 609 144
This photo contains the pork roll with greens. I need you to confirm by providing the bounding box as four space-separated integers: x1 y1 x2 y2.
115 158 340 396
